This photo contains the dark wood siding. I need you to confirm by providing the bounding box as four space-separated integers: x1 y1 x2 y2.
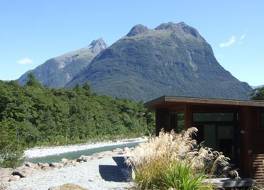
149 97 264 179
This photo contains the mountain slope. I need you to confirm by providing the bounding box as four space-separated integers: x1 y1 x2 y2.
18 39 107 88
67 22 252 101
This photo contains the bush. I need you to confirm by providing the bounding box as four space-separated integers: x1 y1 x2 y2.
160 162 210 190
252 87 264 100
133 159 211 190
126 128 237 190
0 123 24 168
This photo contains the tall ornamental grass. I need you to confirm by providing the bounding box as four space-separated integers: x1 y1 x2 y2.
126 128 238 190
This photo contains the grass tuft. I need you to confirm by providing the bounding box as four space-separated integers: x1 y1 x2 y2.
126 128 237 189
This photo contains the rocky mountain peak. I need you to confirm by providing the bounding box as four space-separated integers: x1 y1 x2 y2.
127 24 149 37
155 22 201 38
19 22 252 101
88 38 107 54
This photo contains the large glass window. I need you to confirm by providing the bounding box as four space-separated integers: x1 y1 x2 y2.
193 113 234 122
169 112 185 132
177 113 185 132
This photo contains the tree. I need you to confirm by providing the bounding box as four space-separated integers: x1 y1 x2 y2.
252 87 264 100
82 82 91 96
26 73 42 87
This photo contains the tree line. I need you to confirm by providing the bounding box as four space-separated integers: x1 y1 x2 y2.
0 74 154 167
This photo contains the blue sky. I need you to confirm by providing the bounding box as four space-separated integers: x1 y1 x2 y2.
0 0 263 86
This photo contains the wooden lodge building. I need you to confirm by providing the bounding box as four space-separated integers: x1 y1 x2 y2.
145 96 264 184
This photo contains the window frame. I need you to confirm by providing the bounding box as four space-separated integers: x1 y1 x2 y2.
260 111 264 129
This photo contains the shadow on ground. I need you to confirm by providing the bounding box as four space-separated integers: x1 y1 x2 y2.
99 156 132 182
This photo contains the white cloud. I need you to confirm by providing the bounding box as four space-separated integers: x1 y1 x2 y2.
219 33 247 48
240 33 246 40
17 57 33 65
219 35 237 48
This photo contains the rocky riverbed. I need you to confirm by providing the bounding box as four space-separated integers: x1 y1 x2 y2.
0 147 134 190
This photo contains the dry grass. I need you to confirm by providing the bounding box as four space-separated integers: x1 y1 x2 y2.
126 128 238 189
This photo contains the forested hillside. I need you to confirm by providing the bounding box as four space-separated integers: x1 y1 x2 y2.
0 74 154 167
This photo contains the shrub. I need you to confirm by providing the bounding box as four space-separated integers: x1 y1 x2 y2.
160 162 210 190
126 128 237 190
0 121 24 168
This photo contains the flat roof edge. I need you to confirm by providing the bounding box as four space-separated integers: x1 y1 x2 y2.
144 96 166 108
145 96 264 108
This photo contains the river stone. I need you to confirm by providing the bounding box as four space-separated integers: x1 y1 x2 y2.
48 183 88 190
61 158 69 165
124 147 130 153
49 162 63 168
37 163 50 170
69 160 78 166
8 175 21 182
77 155 90 162
38 162 48 167
24 162 38 169
12 166 34 178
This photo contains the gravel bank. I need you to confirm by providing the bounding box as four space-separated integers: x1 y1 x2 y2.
7 153 134 190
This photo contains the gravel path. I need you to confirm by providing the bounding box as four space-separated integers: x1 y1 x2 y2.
7 155 134 190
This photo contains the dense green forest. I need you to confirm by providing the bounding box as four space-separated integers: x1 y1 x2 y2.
0 74 154 167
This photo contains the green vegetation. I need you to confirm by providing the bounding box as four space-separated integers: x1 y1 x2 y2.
252 87 264 100
127 129 235 190
0 74 154 167
133 160 210 190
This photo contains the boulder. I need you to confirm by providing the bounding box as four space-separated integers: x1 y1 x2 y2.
77 155 91 162
24 162 37 168
123 147 130 153
49 162 63 168
48 183 88 190
69 160 78 166
8 175 21 182
12 166 34 178
61 158 69 165
37 163 50 170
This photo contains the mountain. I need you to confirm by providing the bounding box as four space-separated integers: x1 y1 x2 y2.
18 39 107 88
66 22 252 101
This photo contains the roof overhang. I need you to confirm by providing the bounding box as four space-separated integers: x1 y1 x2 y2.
145 96 264 110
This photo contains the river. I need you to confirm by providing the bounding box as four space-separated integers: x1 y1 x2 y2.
26 141 139 163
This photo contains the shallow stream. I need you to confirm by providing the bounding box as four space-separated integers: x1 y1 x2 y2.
26 142 139 163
